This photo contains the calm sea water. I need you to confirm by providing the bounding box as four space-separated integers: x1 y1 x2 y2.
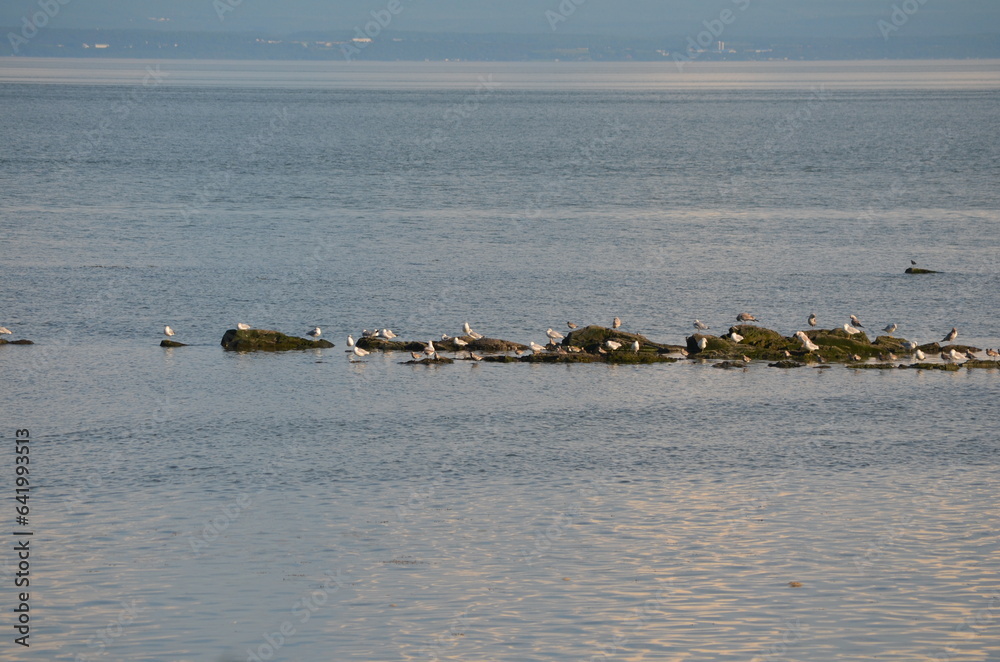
1 60 998 661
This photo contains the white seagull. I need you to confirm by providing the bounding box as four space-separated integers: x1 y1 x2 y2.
605 340 622 350
529 341 546 352
941 327 958 343
948 348 966 362
730 332 744 343
0 326 12 335
307 327 321 339
546 328 564 342
469 331 484 340
164 325 175 337
378 328 397 339
843 323 861 336
807 313 817 327
696 337 708 351
347 335 355 347
237 322 251 330
882 323 897 335
850 315 865 328
902 340 918 351
463 322 473 334
424 340 437 358
915 349 926 360
454 337 468 347
352 345 370 358
795 331 820 352
631 340 640 353
693 320 710 330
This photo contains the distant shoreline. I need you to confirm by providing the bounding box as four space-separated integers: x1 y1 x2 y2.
2 57 999 91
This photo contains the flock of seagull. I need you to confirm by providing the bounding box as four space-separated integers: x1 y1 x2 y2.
150 313 1000 365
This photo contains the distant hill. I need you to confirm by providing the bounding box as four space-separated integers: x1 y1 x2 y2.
5 28 1000 61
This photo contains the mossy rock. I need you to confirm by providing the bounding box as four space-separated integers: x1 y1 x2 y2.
160 339 187 347
402 357 454 365
713 360 747 369
768 360 806 368
846 363 900 370
220 328 334 351
905 362 960 371
563 325 682 354
916 342 982 354
0 339 33 345
356 337 425 352
432 336 526 353
964 360 1000 369
905 267 939 274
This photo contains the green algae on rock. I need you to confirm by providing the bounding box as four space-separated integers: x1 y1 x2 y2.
221 328 334 351
0 338 34 345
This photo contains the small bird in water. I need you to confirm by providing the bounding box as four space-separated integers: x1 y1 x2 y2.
352 345 369 358
605 340 622 350
546 328 565 342
736 312 757 322
882 323 897 335
850 315 865 328
843 323 861 336
410 352 422 360
347 334 355 347
164 325 176 337
807 313 817 327
612 317 622 329
237 322 251 330
693 319 710 330
567 321 578 329
915 349 926 360
986 348 999 358
307 327 321 339
730 332 744 343
0 326 11 335
529 341 546 352
911 259 917 266
941 327 958 343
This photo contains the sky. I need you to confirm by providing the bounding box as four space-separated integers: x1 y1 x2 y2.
2 0 998 39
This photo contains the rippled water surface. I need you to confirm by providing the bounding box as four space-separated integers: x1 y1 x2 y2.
1 60 999 661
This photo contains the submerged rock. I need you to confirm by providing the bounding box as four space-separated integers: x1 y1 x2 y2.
905 362 960 371
160 339 187 347
963 360 1000 369
220 328 334 351
767 360 806 368
0 339 33 345
905 267 939 274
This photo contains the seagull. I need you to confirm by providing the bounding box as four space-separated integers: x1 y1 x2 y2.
463 322 473 334
730 332 744 343
948 348 966 362
612 317 622 329
694 320 710 330
307 327 321 339
882 323 897 335
347 334 355 347
0 326 11 335
237 322 251 330
352 345 370 358
567 322 578 329
546 328 565 342
742 355 751 363
807 313 817 327
605 340 622 350
696 337 708 351
515 349 527 356
795 331 820 351
470 352 484 361
378 328 397 339
736 312 757 322
941 327 958 343
441 334 451 341
911 259 917 266
529 341 546 352
454 337 468 347
410 351 423 360
902 340 918 351
678 348 689 357
362 329 376 338
850 315 865 328
164 325 175 337
843 323 861 336
424 340 437 358
631 340 640 353
915 349 926 360
468 331 484 340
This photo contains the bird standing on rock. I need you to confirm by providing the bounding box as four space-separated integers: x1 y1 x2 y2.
237 322 251 330
730 332 744 343
883 323 897 335
915 349 926 360
546 328 564 342
942 327 958 343
696 337 708 351
850 315 865 328
529 341 546 353
605 340 622 350
631 341 640 353
694 320 709 330
307 327 321 339
843 323 861 336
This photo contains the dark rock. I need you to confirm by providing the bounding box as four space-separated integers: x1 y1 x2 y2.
712 361 746 369
402 357 454 365
357 337 425 352
905 362 960 371
905 267 939 274
563 325 683 354
846 363 899 369
0 339 34 345
768 360 806 368
160 339 187 347
220 328 334 351
963 360 1000 369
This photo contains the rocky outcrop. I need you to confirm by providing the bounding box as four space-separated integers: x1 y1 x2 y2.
0 339 33 345
160 340 187 347
563 325 684 355
220 328 334 351
905 267 939 274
